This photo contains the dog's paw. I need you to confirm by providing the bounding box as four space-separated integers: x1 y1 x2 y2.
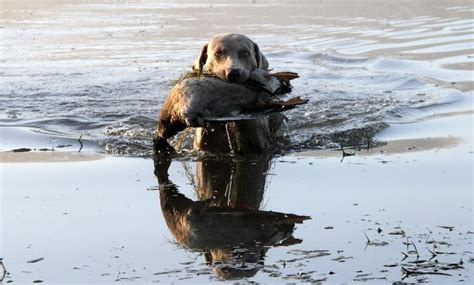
153 137 176 156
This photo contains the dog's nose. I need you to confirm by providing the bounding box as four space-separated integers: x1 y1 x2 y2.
226 69 242 82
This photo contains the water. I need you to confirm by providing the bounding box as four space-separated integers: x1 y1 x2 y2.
3 113 473 283
1 2 473 283
0 0 472 156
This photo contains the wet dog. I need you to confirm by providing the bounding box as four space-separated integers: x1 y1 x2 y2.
155 33 301 155
192 33 277 154
154 70 306 154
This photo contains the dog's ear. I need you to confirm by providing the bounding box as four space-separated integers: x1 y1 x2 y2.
192 44 208 74
253 42 269 70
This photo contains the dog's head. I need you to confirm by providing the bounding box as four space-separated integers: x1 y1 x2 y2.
192 33 269 83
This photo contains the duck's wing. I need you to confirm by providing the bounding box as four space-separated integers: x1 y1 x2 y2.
269 71 299 81
264 96 308 110
271 72 300 95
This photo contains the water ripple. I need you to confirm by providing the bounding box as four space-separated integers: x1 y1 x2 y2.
1 0 471 156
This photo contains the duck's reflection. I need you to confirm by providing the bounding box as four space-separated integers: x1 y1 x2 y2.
153 155 310 279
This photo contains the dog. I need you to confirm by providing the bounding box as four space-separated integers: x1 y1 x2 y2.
154 33 297 155
153 70 305 154
192 33 286 154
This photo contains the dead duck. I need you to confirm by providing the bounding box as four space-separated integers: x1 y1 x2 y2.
154 70 307 154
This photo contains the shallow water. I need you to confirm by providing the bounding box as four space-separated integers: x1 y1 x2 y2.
2 114 473 283
1 2 473 283
1 0 473 155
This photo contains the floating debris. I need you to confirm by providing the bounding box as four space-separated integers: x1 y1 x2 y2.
426 240 452 246
115 276 142 281
437 226 455 231
389 229 406 236
331 256 353 262
12 148 31 152
281 250 331 263
402 267 452 278
153 269 182 275
288 249 330 255
27 258 44 264
282 271 324 283
0 259 6 282
354 276 386 282
56 144 72 148
364 232 389 246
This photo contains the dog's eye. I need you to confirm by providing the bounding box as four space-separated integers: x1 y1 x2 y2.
240 51 250 57
214 50 223 57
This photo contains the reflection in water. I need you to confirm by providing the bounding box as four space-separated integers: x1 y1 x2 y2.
153 155 310 279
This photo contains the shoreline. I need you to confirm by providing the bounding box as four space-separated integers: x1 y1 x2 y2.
1 110 472 162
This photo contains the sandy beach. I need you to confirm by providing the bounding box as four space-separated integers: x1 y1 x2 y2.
1 0 473 283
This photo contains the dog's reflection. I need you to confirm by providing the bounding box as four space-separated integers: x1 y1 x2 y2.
154 155 310 279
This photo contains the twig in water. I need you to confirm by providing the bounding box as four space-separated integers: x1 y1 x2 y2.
402 267 452 278
403 238 410 251
364 232 371 243
427 247 437 260
425 227 433 242
340 145 355 162
410 240 420 260
78 135 84 152
363 232 388 248
0 259 6 282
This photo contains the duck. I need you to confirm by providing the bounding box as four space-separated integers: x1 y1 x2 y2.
154 70 307 154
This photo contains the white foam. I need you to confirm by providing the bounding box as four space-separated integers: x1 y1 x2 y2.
369 57 473 82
